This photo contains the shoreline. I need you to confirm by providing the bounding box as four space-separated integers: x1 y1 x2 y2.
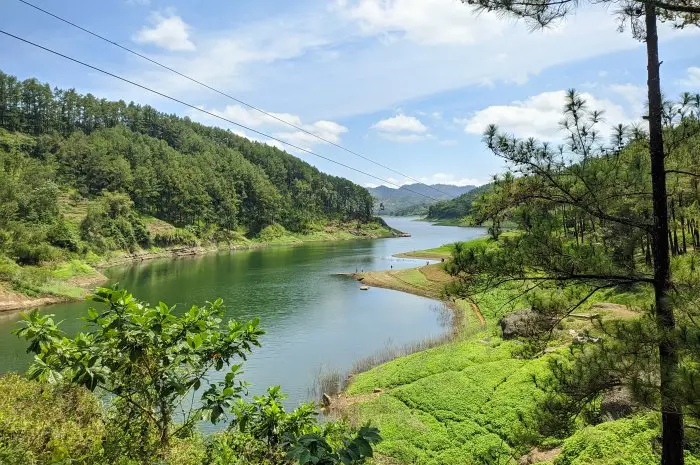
0 222 407 314
335 245 648 465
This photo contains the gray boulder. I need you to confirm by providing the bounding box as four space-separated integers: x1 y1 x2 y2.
499 309 550 340
600 387 637 420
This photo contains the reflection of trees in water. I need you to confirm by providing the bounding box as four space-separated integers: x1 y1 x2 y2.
431 303 455 329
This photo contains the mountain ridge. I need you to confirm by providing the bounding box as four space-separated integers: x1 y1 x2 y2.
368 183 476 216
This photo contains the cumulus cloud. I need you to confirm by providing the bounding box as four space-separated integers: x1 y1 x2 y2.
133 12 195 51
459 90 633 140
187 104 348 148
372 114 427 133
679 67 700 88
334 0 505 45
371 114 431 142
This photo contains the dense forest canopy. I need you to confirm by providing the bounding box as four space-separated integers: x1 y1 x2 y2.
0 71 376 263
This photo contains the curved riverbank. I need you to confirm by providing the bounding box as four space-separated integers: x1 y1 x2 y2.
335 242 660 465
0 220 404 314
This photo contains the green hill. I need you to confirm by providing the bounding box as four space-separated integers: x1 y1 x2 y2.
0 71 392 302
426 183 493 222
369 183 475 216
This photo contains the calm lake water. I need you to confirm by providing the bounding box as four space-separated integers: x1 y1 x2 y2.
0 218 485 414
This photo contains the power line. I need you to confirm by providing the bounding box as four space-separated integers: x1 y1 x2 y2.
15 0 456 199
0 29 442 201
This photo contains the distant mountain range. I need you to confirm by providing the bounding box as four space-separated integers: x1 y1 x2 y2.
368 183 476 216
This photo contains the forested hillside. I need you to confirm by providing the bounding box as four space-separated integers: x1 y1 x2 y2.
426 183 493 222
0 71 387 302
369 183 474 216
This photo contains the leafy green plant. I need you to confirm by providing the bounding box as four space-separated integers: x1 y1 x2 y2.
14 287 264 463
153 228 199 247
226 386 382 465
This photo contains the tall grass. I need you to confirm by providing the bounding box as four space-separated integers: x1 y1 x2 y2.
309 367 344 402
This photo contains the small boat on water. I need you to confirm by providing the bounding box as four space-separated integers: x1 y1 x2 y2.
360 286 369 291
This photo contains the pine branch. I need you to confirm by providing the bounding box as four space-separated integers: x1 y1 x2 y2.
666 169 700 178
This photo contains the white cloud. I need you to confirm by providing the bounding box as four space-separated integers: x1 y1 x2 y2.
371 114 430 142
187 104 348 148
334 0 505 45
134 12 195 51
460 90 633 140
126 0 150 5
366 173 486 187
420 173 486 186
382 133 431 143
679 67 700 88
608 83 647 117
121 2 699 121
372 114 427 133
274 121 349 147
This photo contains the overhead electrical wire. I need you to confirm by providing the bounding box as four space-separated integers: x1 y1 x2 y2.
15 0 457 199
0 29 443 200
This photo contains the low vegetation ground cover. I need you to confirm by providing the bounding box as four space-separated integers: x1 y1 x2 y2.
340 238 699 465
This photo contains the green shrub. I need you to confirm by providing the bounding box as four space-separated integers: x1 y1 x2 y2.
45 219 80 252
153 228 199 247
12 242 62 265
11 287 381 465
256 223 293 242
0 374 105 465
80 192 151 253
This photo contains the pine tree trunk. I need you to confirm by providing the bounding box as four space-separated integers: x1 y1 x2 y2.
671 199 679 255
645 6 684 464
562 207 568 238
680 193 687 254
681 215 687 254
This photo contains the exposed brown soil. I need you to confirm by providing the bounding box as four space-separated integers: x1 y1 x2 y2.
0 286 67 314
471 301 486 326
519 447 562 464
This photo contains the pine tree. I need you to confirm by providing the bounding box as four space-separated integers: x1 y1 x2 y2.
455 2 699 463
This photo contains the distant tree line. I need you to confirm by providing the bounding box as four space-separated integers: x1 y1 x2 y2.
426 184 493 220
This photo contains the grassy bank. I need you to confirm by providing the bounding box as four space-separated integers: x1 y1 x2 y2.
0 219 400 313
338 239 695 465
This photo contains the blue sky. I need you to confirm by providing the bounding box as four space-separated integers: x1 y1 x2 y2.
2 0 700 188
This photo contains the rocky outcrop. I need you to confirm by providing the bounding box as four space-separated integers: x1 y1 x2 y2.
499 309 551 340
600 387 637 420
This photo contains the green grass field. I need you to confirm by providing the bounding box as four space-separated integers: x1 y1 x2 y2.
341 237 693 465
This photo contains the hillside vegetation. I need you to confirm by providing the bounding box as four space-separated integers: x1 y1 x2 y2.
425 183 493 224
344 238 699 465
369 183 474 216
0 71 392 305
338 92 700 464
